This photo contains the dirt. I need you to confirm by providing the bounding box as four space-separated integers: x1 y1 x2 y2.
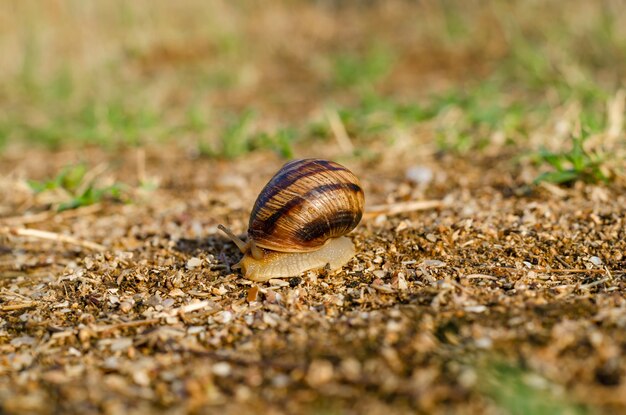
2 1 626 413
1 144 625 415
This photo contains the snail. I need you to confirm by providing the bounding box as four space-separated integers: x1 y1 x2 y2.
218 158 364 282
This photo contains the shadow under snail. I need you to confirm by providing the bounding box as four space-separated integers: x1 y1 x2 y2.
218 158 364 282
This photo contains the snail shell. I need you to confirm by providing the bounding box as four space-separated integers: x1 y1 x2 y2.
219 158 364 281
249 158 364 252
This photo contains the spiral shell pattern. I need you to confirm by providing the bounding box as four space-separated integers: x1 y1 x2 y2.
248 159 364 253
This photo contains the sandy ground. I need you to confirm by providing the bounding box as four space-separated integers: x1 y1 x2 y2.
1 143 625 414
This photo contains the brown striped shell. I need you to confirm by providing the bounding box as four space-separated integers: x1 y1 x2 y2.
248 159 364 253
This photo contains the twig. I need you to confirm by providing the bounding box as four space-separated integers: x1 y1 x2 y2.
0 211 52 226
177 300 211 314
58 274 102 285
464 274 498 280
485 266 623 275
92 301 212 333
0 302 36 311
183 348 302 371
93 318 160 333
607 89 625 140
75 162 109 196
0 204 102 226
370 282 396 294
137 147 147 184
0 227 106 251
364 200 443 218
326 109 354 154
0 271 52 279
579 277 611 290
538 181 568 198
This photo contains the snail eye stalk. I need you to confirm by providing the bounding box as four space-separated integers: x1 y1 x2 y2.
218 225 247 253
249 241 264 260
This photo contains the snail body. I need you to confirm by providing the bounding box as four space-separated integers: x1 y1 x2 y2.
219 158 364 282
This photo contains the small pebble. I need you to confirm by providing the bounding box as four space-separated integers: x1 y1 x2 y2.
306 359 334 386
186 257 202 270
406 166 433 185
214 310 233 324
589 256 603 266
119 301 133 313
212 362 232 377
247 286 259 302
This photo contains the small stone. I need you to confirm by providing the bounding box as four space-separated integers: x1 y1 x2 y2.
187 326 205 335
339 358 361 381
306 359 334 386
464 305 487 313
289 277 302 288
214 310 233 324
589 256 603 266
110 337 133 352
262 312 279 327
84 257 95 270
169 288 185 297
212 362 231 377
458 369 477 387
119 301 133 313
272 374 291 388
264 289 280 304
132 370 150 386
395 273 408 290
247 286 259 302
406 166 434 185
10 336 36 347
372 270 386 279
186 257 202 270
146 293 162 307
475 337 493 349
268 278 289 287
395 220 410 232
422 259 446 267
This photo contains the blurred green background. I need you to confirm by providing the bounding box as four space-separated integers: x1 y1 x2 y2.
1 0 624 166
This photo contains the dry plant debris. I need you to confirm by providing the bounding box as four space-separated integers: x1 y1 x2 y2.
1 146 625 415
1 1 626 414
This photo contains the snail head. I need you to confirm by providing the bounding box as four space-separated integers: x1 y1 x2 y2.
218 224 264 261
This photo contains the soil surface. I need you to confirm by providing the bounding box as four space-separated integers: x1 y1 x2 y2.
1 145 625 415
2 1 626 414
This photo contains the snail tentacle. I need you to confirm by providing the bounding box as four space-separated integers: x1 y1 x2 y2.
217 224 248 253
249 240 264 260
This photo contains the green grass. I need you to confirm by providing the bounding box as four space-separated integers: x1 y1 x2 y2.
28 164 126 211
479 361 589 415
197 110 298 159
332 44 395 89
533 127 609 185
0 0 624 173
328 83 542 154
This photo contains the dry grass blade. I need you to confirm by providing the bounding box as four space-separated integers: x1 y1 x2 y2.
92 301 212 333
465 274 499 280
93 318 161 333
579 277 612 290
0 302 36 311
485 266 617 274
326 108 354 154
607 89 625 140
364 200 443 218
0 204 102 226
0 227 106 251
